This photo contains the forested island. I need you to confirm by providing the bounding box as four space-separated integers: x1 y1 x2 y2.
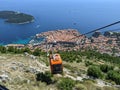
0 11 34 24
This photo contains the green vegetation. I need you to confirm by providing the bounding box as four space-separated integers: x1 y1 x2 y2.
0 46 30 54
33 48 42 56
0 11 34 24
0 46 7 53
75 84 87 90
87 64 120 84
57 78 75 90
107 70 120 84
100 64 114 73
104 31 120 37
59 50 120 65
92 31 101 38
0 46 120 89
59 50 120 85
36 71 52 85
85 61 93 66
0 46 46 57
87 66 103 79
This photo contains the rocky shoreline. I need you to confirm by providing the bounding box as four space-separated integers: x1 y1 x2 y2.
11 19 34 25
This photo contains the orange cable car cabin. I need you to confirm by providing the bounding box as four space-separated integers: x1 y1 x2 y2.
49 54 63 74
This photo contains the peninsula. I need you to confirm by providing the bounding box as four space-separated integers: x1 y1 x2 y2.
0 11 34 24
29 29 120 57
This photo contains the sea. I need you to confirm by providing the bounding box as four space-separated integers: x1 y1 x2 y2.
0 0 120 45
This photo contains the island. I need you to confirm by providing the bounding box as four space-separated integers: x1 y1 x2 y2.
0 11 34 24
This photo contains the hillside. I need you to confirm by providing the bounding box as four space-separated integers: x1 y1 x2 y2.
0 53 50 90
0 50 120 90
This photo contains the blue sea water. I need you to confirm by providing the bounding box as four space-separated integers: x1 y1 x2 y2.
0 0 120 45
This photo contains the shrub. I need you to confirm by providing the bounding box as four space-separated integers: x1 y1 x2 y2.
76 58 82 63
36 71 52 85
87 66 103 79
33 48 41 56
100 64 114 73
22 47 31 53
57 78 75 90
92 31 101 38
85 61 93 66
75 84 87 90
107 70 120 84
0 46 7 53
7 46 14 52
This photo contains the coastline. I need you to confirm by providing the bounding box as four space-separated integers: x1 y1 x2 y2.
6 19 34 25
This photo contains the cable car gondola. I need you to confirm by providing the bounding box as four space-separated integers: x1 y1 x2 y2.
49 54 63 74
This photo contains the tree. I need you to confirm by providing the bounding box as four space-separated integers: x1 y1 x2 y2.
92 31 101 38
22 47 31 53
14 47 20 54
87 66 103 79
7 46 23 54
104 31 111 37
106 40 113 44
7 46 14 52
0 46 7 53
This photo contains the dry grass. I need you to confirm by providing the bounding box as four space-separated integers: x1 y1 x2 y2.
0 53 119 90
0 53 54 90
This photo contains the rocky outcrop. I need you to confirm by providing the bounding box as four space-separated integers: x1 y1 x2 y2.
0 54 49 88
0 74 10 83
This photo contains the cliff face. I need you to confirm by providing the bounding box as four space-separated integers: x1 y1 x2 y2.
36 29 82 43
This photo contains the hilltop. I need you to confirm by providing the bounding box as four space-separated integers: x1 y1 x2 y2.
0 11 34 24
